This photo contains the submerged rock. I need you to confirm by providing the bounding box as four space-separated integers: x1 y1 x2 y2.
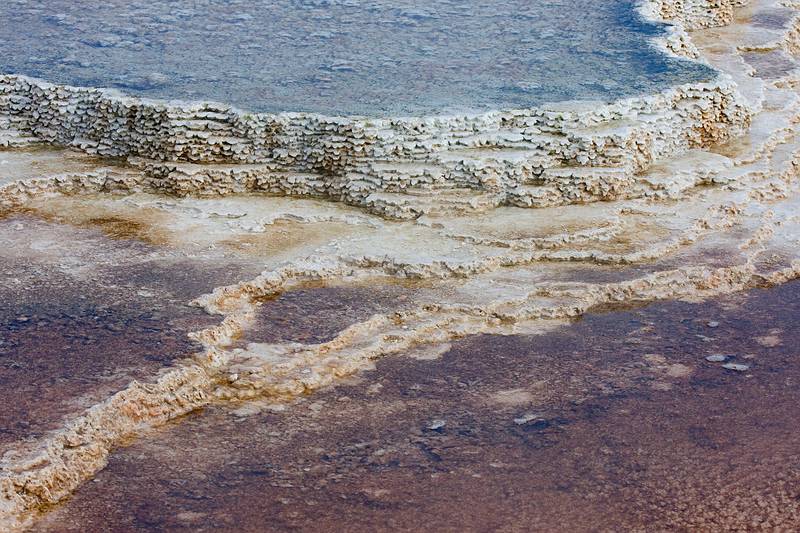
722 363 751 372
426 419 446 431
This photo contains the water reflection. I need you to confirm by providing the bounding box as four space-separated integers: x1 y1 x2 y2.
0 0 714 115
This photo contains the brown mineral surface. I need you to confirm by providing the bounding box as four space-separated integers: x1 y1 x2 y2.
33 280 800 532
0 214 246 453
242 285 423 346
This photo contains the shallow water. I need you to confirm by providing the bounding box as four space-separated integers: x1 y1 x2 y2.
243 285 419 345
0 214 250 452
32 281 800 531
0 0 714 115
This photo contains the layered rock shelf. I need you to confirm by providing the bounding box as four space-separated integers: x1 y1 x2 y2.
0 0 757 218
651 0 749 29
0 77 752 218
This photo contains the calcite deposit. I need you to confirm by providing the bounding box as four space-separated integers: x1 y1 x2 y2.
0 74 750 219
651 0 749 29
2 0 800 530
0 0 753 219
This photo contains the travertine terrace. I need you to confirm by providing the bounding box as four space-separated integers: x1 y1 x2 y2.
2 0 800 530
0 0 746 218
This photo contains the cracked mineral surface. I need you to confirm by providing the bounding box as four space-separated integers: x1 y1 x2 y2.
2 0 800 530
